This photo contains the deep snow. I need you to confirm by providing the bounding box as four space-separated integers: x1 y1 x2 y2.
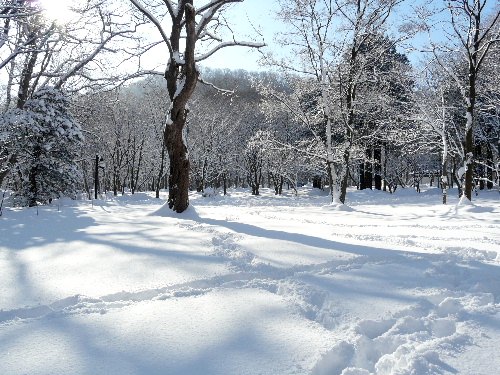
0 186 499 375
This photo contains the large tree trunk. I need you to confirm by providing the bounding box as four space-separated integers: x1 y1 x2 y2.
17 48 38 109
162 2 198 213
164 119 190 212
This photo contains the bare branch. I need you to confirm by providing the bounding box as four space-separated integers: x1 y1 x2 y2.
195 39 265 62
129 0 173 55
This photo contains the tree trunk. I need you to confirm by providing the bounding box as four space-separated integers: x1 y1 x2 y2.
476 144 484 190
156 142 166 199
441 153 448 205
132 138 145 194
201 158 207 192
94 154 99 199
452 159 462 197
486 145 493 190
359 162 365 190
312 176 322 189
17 47 38 109
162 2 198 213
464 126 474 200
326 160 335 201
364 148 373 190
222 172 227 195
374 146 382 190
164 120 190 212
339 148 350 203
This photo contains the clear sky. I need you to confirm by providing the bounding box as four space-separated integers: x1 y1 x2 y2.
199 0 283 72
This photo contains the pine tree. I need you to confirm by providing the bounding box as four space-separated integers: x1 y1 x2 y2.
0 87 83 206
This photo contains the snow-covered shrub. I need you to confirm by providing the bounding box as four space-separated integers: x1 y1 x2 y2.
202 187 219 197
0 87 84 206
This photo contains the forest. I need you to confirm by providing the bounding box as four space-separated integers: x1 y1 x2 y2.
1 2 500 375
0 0 498 211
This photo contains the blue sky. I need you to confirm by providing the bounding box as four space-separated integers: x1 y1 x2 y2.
200 0 282 71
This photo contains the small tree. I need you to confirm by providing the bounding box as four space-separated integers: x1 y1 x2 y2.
1 87 83 206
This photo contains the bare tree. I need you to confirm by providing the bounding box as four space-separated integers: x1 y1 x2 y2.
0 0 41 70
263 0 405 204
430 0 500 201
128 0 264 212
1 0 144 107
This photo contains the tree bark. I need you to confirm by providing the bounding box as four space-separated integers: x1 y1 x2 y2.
441 153 448 205
486 145 493 190
222 172 227 196
339 148 350 203
156 142 166 199
163 2 198 213
17 49 37 109
165 120 190 212
374 146 382 190
363 148 373 190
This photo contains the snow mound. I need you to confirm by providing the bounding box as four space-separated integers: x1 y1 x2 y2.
148 202 199 219
452 194 497 215
201 187 220 197
321 203 354 212
436 297 464 317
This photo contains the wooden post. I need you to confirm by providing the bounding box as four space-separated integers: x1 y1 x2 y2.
94 154 99 200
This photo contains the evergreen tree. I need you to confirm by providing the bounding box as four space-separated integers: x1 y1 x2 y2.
0 87 83 206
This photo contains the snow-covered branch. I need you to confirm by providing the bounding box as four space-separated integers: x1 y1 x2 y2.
195 40 265 62
129 0 173 55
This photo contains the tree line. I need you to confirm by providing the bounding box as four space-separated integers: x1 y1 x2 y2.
0 0 498 208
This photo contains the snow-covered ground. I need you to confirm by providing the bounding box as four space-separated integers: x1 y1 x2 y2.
1 186 499 375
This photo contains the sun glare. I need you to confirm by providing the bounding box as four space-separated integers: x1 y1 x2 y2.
40 0 75 24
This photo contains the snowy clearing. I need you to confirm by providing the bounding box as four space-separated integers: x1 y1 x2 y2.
1 187 499 375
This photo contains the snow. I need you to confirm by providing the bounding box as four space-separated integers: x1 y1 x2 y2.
1 186 499 374
174 77 186 99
